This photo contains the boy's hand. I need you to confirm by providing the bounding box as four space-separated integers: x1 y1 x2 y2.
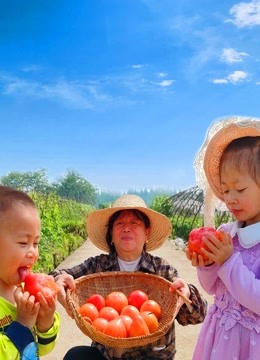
14 286 40 329
36 292 57 332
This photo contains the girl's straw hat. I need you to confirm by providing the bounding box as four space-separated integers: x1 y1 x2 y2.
87 194 172 252
194 116 260 225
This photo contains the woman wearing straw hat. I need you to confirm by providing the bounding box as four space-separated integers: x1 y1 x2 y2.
51 194 207 359
187 116 260 360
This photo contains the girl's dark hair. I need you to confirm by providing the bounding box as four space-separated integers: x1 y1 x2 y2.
106 209 150 252
0 185 36 214
220 136 260 186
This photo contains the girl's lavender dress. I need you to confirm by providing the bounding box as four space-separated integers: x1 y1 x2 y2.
193 221 260 360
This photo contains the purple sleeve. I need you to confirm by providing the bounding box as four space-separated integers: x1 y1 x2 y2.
197 263 220 295
218 252 260 315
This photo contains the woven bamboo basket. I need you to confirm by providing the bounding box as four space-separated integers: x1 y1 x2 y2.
66 271 179 348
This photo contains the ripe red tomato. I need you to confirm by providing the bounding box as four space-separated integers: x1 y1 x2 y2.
105 291 128 313
78 303 99 322
23 272 59 301
120 304 140 319
140 311 159 333
92 317 109 332
99 306 119 322
188 227 222 260
86 294 105 311
127 290 149 309
140 300 161 319
118 315 133 336
103 318 127 338
129 314 150 337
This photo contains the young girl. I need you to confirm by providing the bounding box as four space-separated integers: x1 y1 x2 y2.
0 186 60 359
187 116 260 360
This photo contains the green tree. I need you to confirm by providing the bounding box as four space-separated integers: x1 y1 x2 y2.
150 195 172 217
55 170 97 206
0 169 50 193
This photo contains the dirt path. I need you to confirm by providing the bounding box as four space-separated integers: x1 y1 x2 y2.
42 240 212 360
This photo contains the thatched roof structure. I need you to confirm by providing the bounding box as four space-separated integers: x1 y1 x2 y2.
167 186 233 240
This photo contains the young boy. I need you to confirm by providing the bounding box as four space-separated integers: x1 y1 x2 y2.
0 185 60 359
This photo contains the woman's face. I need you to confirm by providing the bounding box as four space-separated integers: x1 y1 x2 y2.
111 210 150 261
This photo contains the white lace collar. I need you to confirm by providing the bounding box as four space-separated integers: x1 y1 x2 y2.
230 221 260 248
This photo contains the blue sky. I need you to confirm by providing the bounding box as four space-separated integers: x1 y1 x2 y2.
0 0 259 192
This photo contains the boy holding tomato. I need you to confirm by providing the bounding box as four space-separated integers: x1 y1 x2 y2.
0 186 60 360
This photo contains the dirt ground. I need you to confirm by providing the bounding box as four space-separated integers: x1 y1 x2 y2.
42 239 212 360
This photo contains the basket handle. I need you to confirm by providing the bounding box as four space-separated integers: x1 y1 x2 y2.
66 288 81 320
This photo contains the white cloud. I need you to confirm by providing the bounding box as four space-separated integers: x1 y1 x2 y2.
213 70 249 84
0 74 94 109
212 79 228 84
228 0 260 28
220 48 249 63
159 79 174 87
132 64 143 69
158 72 168 78
152 79 174 87
227 70 249 83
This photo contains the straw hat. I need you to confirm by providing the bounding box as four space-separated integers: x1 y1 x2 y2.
195 116 260 203
86 194 172 252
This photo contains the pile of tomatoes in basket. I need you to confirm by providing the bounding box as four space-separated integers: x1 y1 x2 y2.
77 290 161 338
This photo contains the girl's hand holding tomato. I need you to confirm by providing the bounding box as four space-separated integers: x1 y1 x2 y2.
201 229 233 266
186 227 233 266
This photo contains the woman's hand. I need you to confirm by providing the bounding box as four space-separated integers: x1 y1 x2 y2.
169 277 191 311
54 273 75 316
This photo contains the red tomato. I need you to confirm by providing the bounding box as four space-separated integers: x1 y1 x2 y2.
129 314 150 337
103 318 127 338
99 306 119 322
86 294 105 311
92 317 109 332
127 290 149 309
140 300 161 319
105 291 128 313
120 304 140 319
140 311 159 333
118 315 133 336
23 272 59 301
188 227 222 260
78 303 99 322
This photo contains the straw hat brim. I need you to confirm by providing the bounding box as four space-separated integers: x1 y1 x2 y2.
87 205 172 252
203 117 260 201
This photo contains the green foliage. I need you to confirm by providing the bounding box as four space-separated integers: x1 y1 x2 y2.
170 214 203 241
29 192 93 272
55 170 97 206
0 169 50 193
150 195 173 217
